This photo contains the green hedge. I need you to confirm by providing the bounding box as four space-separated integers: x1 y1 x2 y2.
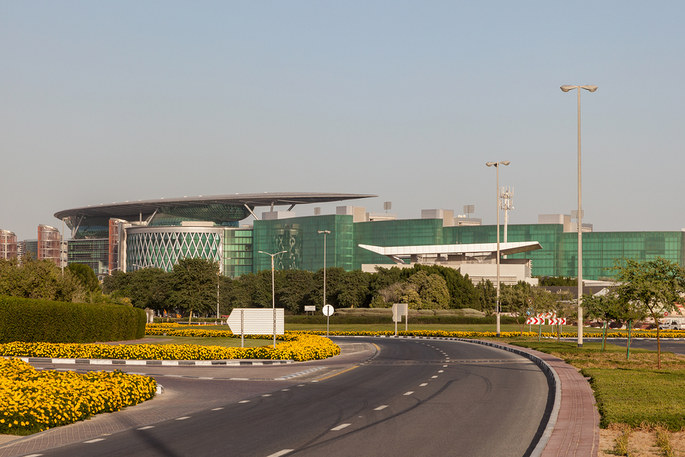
0 296 146 343
285 314 519 325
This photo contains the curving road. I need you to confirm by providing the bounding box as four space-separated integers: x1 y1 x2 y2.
5 338 552 457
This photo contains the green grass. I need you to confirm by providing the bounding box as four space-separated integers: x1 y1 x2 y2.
510 340 685 431
144 335 272 348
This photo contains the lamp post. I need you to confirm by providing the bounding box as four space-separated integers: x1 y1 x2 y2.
216 269 220 320
317 230 331 336
561 84 597 348
258 250 286 348
486 160 510 337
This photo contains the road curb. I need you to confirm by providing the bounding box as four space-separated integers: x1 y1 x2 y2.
14 357 292 366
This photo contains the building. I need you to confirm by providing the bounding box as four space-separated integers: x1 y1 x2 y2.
37 224 63 267
0 230 18 260
53 194 685 282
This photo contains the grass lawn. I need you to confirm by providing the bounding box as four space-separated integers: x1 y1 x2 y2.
144 335 272 348
510 341 685 431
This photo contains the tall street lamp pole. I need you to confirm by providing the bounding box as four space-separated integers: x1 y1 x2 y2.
317 230 331 336
486 160 510 337
561 84 597 348
258 250 287 348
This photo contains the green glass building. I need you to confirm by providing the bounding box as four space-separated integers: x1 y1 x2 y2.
54 194 684 280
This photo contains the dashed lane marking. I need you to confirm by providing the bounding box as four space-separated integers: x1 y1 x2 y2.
403 391 414 396
419 383 428 387
137 426 155 430
374 405 388 411
331 423 351 431
211 407 224 411
84 438 105 443
239 400 250 404
175 416 190 421
266 450 293 457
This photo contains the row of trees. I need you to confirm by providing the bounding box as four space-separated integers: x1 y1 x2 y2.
102 261 500 317
0 258 101 303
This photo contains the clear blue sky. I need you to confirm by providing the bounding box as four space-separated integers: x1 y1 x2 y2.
2 1 684 240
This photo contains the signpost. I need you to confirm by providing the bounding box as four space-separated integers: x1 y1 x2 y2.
322 304 334 337
392 303 409 336
227 308 285 348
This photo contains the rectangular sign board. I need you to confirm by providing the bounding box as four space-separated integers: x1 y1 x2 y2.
228 308 285 335
392 303 408 323
304 305 316 312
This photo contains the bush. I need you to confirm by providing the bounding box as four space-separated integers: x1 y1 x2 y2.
0 296 146 343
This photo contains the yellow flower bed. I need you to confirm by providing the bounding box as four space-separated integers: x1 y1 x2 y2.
0 358 156 435
0 334 339 362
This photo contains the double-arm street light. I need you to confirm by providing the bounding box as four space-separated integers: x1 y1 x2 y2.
486 160 510 337
560 84 598 348
258 250 287 347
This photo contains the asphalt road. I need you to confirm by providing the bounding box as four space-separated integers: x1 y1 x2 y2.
5 338 551 457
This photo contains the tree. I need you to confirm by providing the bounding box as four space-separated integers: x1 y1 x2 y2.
474 280 496 314
407 271 450 309
67 263 101 293
500 282 532 334
0 258 85 302
613 257 685 368
168 258 220 322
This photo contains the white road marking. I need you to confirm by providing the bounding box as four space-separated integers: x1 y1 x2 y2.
443 364 448 367
137 426 155 430
266 450 294 457
262 394 272 397
403 391 414 396
24 454 43 457
374 405 388 411
84 438 105 443
438 370 444 373
419 383 428 387
198 377 214 380
230 377 249 381
211 407 224 411
239 400 250 403
431 375 438 379
175 416 190 421
331 423 351 431
282 388 290 391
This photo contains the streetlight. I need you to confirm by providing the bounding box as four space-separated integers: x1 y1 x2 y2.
486 160 511 337
561 84 598 348
318 230 331 336
258 250 287 347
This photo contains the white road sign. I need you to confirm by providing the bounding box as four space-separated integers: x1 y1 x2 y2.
227 308 284 335
322 304 334 317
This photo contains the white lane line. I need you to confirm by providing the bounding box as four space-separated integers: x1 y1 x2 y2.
137 426 155 430
84 438 105 443
239 400 250 404
431 375 438 379
211 407 224 411
230 377 249 381
374 405 388 411
175 416 190 421
331 423 351 431
266 450 294 457
24 454 43 456
438 370 444 373
282 388 290 391
198 377 214 380
403 391 414 396
443 364 448 367
262 394 272 397
419 383 428 387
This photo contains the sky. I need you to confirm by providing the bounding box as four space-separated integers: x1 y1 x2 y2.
2 1 685 240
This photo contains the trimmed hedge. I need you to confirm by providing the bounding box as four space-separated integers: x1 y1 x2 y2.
0 296 146 343
286 314 519 325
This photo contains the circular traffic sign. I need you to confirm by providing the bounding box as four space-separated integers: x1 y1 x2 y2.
322 304 334 317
